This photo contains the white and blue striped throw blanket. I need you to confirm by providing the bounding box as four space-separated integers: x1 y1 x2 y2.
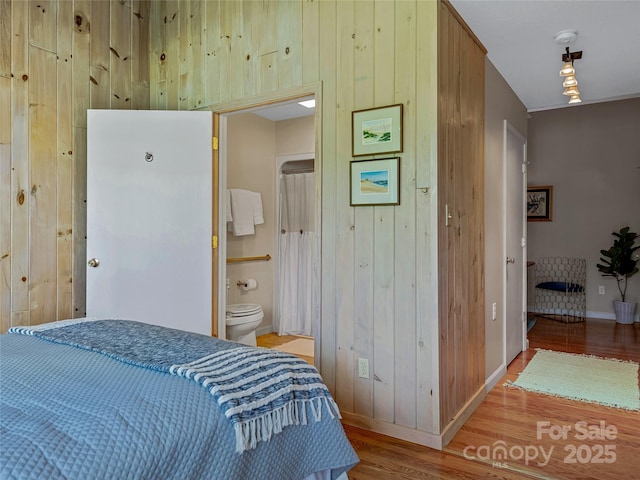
9 319 341 453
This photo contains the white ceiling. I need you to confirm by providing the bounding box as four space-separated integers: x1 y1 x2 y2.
249 97 315 121
251 1 640 118
449 0 640 111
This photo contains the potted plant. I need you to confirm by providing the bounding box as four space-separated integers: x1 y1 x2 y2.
597 226 639 324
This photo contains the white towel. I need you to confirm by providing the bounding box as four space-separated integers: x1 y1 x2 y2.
228 188 264 236
225 189 233 222
251 191 264 225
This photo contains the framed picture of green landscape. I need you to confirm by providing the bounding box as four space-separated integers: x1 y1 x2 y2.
352 104 403 157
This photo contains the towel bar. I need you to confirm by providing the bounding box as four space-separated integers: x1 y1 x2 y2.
227 254 271 264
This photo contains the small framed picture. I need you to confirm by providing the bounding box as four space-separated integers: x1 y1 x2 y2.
350 157 400 206
527 185 553 222
352 104 403 157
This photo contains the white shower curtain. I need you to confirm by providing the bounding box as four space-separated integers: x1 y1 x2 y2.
277 172 315 336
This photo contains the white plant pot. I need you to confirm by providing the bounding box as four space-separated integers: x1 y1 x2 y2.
613 300 636 325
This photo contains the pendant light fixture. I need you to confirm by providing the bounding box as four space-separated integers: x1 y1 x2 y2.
562 85 580 96
559 46 583 104
559 60 575 77
554 31 583 105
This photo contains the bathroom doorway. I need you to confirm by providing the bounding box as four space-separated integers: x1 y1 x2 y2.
214 87 321 365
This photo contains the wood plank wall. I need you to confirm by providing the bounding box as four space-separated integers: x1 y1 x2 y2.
437 1 486 429
0 0 150 332
147 0 484 442
1 0 485 445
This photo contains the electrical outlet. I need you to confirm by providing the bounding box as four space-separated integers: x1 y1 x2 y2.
492 303 497 321
599 286 605 295
358 358 369 379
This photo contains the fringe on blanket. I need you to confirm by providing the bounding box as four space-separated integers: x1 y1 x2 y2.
234 397 341 453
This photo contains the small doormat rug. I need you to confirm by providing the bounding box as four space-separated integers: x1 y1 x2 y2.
273 337 314 358
507 349 640 411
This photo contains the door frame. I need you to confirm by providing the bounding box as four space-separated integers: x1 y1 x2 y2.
209 84 323 356
502 120 528 365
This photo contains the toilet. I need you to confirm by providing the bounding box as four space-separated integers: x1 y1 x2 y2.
225 303 264 346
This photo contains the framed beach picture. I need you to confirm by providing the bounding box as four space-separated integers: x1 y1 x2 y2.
527 185 553 221
352 104 403 157
350 157 400 206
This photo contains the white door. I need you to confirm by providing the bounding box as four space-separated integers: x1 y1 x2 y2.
86 110 213 335
505 121 527 364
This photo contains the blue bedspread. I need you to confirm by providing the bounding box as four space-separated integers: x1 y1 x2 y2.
1 319 358 480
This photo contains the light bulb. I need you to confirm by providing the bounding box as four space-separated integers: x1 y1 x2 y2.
563 85 580 96
559 62 575 76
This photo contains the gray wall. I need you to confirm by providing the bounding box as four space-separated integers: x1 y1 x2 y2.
527 98 640 320
484 59 528 381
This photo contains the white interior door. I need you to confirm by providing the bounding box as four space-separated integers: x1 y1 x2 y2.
505 121 527 364
87 110 213 335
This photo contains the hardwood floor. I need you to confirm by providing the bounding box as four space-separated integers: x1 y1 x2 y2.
256 332 314 365
259 319 640 479
445 317 640 480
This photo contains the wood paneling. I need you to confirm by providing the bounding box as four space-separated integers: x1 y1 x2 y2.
352 0 375 420
146 0 482 445
0 143 10 333
73 0 91 125
56 0 74 321
317 0 338 400
3 0 486 450
29 0 57 51
0 0 10 78
0 0 9 332
438 0 486 430
110 0 133 109
394 1 418 429
1 0 150 328
28 46 58 326
10 0 30 324
334 0 356 416
89 0 111 110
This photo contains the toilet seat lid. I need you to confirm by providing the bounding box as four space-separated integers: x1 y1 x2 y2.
227 303 262 316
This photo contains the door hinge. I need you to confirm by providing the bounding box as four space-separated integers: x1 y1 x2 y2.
212 235 218 249
212 137 218 150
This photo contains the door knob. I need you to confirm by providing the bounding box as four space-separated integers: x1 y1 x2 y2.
506 257 515 264
88 258 100 268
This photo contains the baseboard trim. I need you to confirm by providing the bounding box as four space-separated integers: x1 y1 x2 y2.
485 364 507 391
586 310 640 322
342 384 487 451
586 310 616 320
341 412 443 450
527 307 639 323
440 384 487 447
256 325 274 337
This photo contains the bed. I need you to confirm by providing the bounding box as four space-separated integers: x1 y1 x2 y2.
0 318 358 479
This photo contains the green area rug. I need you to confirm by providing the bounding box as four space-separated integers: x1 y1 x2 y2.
508 349 640 411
